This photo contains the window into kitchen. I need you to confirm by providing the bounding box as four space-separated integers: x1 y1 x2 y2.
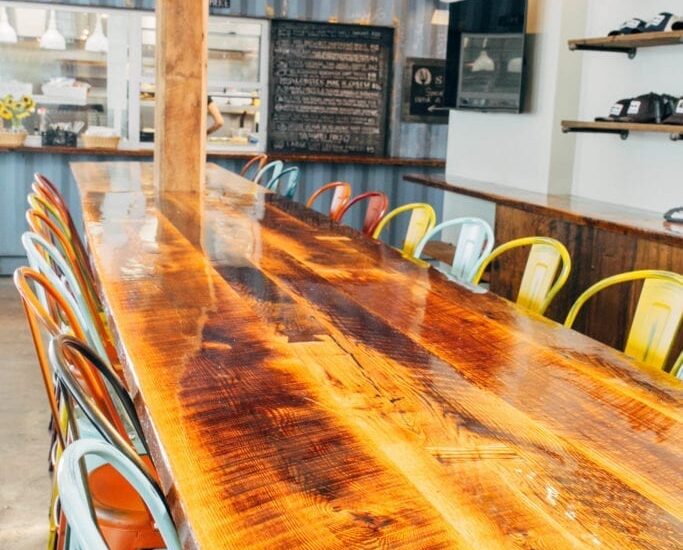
135 15 269 152
0 2 269 152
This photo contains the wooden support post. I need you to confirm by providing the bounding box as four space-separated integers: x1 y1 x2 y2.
154 0 208 194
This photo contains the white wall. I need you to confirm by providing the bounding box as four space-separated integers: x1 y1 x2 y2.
444 0 682 221
443 0 586 227
573 0 683 212
445 0 586 194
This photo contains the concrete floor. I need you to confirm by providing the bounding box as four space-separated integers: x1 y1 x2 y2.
0 276 50 549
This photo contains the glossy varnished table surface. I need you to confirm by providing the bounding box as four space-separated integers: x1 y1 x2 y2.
73 162 682 549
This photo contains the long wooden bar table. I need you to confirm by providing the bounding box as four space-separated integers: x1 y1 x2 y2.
72 162 682 549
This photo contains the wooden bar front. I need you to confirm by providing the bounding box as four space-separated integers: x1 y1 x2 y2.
73 162 682 549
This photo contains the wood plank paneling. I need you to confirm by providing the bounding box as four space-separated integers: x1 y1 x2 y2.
493 204 683 371
154 0 208 194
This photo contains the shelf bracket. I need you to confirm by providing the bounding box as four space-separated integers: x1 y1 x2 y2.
570 45 637 59
562 126 630 140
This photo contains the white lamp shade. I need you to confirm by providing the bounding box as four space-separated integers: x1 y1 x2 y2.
0 7 17 43
85 14 107 53
40 10 66 50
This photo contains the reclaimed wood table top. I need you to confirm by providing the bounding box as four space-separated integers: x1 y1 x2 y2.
72 161 682 549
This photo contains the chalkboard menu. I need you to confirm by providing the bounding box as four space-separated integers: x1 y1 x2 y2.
269 20 394 157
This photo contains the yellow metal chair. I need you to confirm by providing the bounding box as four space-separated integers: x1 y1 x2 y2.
565 270 683 371
472 236 571 315
372 203 436 257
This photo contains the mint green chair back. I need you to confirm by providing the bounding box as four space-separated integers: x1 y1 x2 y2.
266 166 300 199
57 439 180 550
253 160 283 186
413 217 494 283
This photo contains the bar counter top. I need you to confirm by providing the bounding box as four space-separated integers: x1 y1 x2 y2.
0 144 445 167
74 161 682 549
404 173 682 246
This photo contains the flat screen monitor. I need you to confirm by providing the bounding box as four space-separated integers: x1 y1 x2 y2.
445 0 528 113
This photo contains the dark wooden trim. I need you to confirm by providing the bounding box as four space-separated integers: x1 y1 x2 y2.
0 146 445 167
403 173 682 247
568 30 683 54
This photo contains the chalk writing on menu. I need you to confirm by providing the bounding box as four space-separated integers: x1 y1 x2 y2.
269 21 394 157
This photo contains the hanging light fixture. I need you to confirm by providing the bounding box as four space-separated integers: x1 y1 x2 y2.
40 10 66 50
0 7 17 43
85 14 107 53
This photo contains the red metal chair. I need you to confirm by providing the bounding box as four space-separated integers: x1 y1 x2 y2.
336 192 389 236
306 181 352 220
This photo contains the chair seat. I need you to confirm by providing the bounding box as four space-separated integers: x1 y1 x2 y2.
87 454 164 548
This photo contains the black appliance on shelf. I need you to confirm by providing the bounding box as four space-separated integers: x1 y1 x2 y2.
444 0 529 113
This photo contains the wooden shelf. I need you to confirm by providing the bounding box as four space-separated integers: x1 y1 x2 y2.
561 120 683 141
568 30 683 58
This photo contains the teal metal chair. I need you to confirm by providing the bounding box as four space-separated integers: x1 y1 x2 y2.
253 160 283 186
22 232 111 366
413 217 494 283
57 439 180 550
266 166 300 199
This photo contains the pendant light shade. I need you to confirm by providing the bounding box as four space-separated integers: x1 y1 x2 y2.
0 7 17 43
40 10 66 50
85 14 107 53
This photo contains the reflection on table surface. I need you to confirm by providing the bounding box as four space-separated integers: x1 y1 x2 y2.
72 161 683 550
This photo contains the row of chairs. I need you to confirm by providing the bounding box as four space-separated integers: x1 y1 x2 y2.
16 174 181 549
242 155 682 377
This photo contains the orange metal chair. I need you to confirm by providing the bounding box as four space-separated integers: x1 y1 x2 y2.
26 210 110 351
239 153 268 179
32 173 95 280
336 191 389 236
306 181 352 221
14 268 128 549
14 268 126 447
51 335 163 550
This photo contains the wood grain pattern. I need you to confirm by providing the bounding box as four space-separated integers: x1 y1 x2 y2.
568 30 683 51
562 120 683 137
403 173 683 246
73 162 683 549
153 0 208 193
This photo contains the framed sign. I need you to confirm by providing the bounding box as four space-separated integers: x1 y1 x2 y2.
402 57 448 124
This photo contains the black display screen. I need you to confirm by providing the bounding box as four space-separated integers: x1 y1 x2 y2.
444 0 528 112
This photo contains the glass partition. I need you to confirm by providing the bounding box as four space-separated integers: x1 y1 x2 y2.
0 3 129 142
0 2 269 151
135 15 269 152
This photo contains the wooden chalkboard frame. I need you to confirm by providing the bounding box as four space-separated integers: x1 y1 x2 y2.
268 19 394 157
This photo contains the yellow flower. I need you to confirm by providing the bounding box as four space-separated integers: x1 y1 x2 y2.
0 107 12 120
